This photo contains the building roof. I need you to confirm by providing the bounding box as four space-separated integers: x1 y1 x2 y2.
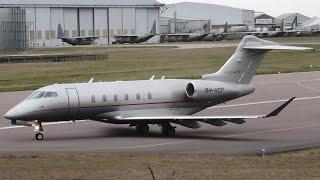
0 0 164 8
277 13 310 20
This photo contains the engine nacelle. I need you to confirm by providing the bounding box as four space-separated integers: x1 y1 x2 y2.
185 80 254 101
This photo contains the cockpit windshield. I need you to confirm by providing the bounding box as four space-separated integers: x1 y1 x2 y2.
28 91 58 100
28 91 46 99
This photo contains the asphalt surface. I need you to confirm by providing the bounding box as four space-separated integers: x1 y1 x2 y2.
0 71 319 154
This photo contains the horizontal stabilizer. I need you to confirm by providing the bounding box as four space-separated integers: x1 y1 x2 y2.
243 45 313 51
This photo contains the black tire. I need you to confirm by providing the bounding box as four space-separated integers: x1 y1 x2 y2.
136 124 149 136
141 124 150 136
162 127 175 137
35 133 44 141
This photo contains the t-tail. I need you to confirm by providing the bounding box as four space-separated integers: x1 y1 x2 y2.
57 24 64 39
202 35 312 84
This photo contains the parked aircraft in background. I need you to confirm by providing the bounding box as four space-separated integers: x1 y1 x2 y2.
112 21 157 44
57 24 99 46
5 36 312 140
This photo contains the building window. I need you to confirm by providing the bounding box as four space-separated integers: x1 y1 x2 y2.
124 94 129 101
123 29 128 35
136 93 141 100
147 92 152 100
45 30 51 40
110 29 114 36
102 95 107 102
95 29 101 36
103 29 108 37
64 30 70 37
114 94 118 102
80 30 86 36
72 30 78 37
51 30 56 39
117 29 122 35
91 95 96 103
37 31 42 39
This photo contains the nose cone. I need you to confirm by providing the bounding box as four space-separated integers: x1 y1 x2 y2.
4 104 28 120
5 108 19 120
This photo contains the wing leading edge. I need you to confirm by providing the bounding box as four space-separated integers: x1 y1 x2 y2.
117 97 295 123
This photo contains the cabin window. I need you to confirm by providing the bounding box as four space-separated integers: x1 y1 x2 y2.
91 95 96 103
136 93 141 100
44 92 58 98
147 92 152 100
102 95 107 102
124 94 129 101
114 94 118 102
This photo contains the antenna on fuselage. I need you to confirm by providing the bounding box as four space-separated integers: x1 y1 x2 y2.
149 75 155 80
88 78 95 83
161 76 165 80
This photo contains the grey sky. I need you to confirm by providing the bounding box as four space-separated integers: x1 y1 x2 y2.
158 0 318 18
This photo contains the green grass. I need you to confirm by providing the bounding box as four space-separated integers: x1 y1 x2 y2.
1 148 320 179
0 42 319 92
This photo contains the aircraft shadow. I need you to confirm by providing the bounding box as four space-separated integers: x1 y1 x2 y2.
43 127 267 142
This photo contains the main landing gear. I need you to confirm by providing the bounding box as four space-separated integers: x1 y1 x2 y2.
161 122 176 137
136 124 150 136
134 122 176 137
32 120 44 141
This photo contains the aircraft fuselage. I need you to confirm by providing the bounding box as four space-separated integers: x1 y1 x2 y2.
5 79 254 123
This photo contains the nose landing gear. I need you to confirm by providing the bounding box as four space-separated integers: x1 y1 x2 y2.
32 120 44 141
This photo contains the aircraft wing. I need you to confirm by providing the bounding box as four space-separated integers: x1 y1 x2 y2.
75 36 98 40
117 97 295 122
114 35 139 38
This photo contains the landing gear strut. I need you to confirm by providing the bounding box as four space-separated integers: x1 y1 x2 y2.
32 120 44 141
161 122 176 137
136 124 150 136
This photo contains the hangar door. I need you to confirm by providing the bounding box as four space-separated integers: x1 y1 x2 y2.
64 8 78 37
79 9 94 36
122 8 135 35
135 8 148 36
50 8 64 45
94 8 108 45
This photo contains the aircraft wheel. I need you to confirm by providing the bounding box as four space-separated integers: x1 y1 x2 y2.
162 127 175 137
35 133 44 141
136 124 149 136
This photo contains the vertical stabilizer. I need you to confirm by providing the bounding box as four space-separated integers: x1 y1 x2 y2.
292 16 298 30
57 24 64 38
224 22 229 33
150 20 157 35
202 35 312 84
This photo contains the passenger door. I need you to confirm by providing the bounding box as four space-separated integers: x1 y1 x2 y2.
66 88 80 120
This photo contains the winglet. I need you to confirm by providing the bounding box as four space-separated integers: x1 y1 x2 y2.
265 97 295 118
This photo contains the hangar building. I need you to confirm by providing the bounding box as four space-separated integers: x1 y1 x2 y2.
277 13 311 29
161 2 255 33
0 0 163 47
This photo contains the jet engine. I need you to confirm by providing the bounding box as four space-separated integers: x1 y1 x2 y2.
185 80 254 101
